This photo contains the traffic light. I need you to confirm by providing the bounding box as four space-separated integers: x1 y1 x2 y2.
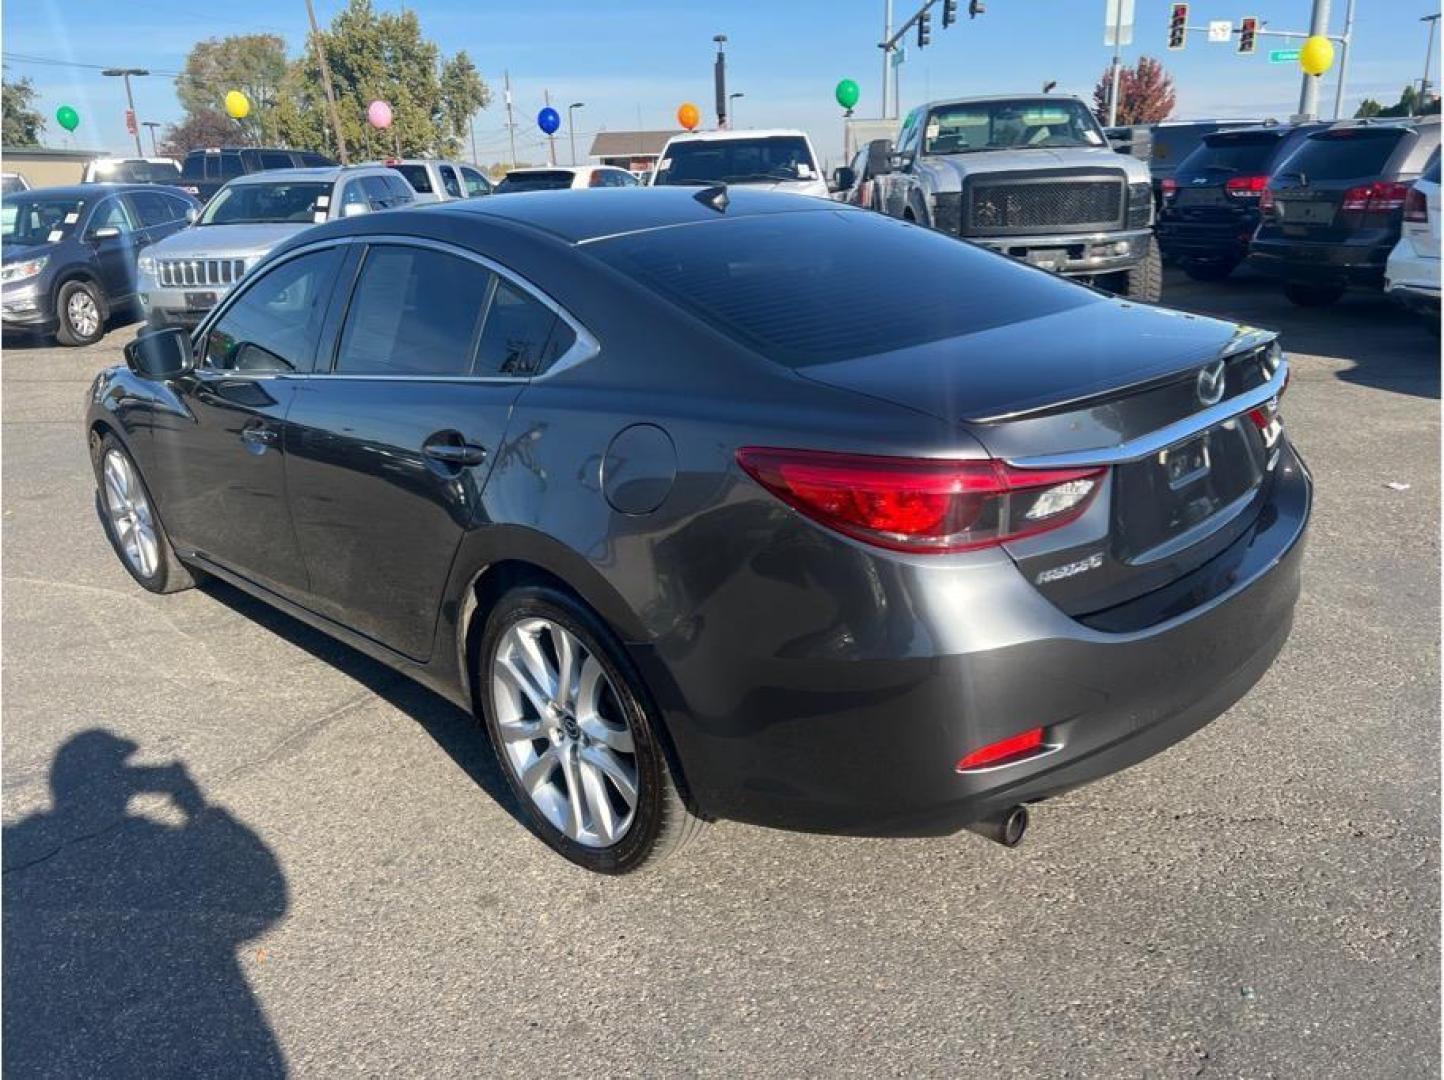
969 0 985 17
942 0 958 28
917 9 931 48
1238 16 1258 54
1168 3 1188 50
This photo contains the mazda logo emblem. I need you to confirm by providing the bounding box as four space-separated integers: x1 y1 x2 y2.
1196 360 1227 406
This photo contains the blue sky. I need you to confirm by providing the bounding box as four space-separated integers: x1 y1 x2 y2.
3 1 1437 166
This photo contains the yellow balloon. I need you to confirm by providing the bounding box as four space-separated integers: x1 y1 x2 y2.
1299 35 1334 77
225 90 251 120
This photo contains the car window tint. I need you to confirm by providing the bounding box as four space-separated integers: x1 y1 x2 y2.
475 280 559 376
440 165 463 198
383 174 415 203
300 153 332 168
260 151 293 169
461 167 490 196
166 194 195 219
181 154 207 180
340 180 368 213
592 209 1096 367
393 164 432 193
496 171 575 192
91 197 136 233
129 191 180 227
1280 128 1408 180
335 246 492 376
217 154 244 179
204 247 342 374
1179 133 1280 178
360 174 401 207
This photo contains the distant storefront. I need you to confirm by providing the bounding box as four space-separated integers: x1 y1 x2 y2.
2 147 105 188
588 130 683 174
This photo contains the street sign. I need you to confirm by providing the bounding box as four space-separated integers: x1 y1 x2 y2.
1104 0 1135 46
891 45 906 68
124 109 137 135
1270 49 1301 63
1207 20 1231 43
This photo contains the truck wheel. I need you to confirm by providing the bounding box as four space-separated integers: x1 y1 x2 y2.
1121 237 1163 303
1283 283 1344 308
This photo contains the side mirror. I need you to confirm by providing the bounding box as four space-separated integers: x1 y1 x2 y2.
124 327 194 380
88 226 122 241
866 139 894 177
832 166 857 192
341 202 370 218
185 207 199 224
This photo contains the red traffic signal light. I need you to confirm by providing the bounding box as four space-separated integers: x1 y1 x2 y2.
1238 16 1259 54
1168 3 1189 50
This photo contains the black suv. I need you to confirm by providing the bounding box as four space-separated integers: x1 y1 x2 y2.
1250 118 1441 306
179 147 336 202
1 184 199 345
1157 122 1328 281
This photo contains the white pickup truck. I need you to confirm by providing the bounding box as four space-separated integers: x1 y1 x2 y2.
649 129 830 199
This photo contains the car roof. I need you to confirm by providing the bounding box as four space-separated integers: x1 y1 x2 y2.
917 94 1089 109
664 128 810 142
228 166 379 184
505 165 612 175
3 183 167 198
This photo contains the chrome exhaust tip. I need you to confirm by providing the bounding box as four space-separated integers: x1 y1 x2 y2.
964 805 1029 847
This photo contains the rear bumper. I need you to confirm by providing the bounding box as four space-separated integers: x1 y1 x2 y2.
1248 235 1391 288
640 442 1311 837
1156 218 1254 264
971 228 1152 277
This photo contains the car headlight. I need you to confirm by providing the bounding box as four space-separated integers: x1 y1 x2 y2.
138 254 157 275
1 255 48 285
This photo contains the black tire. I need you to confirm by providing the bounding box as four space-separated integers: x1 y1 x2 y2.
1284 282 1345 308
54 278 106 347
91 431 198 595
477 584 706 874
1121 236 1164 302
1183 260 1238 283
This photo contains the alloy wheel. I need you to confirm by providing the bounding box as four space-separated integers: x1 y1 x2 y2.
491 617 639 847
67 290 100 338
102 449 159 578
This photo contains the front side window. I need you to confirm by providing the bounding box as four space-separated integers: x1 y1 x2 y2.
654 136 818 185
2 195 86 244
922 99 1106 154
340 179 369 214
440 165 463 198
204 247 343 373
461 167 491 196
200 181 331 225
333 245 493 376
91 198 136 234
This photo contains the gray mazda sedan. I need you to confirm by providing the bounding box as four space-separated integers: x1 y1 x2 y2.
86 188 1309 873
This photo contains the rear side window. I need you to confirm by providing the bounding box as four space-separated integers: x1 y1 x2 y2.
129 191 183 227
475 281 559 376
218 153 244 179
259 151 293 170
181 154 207 181
591 209 1095 367
334 246 493 376
204 248 343 373
394 164 432 193
1280 128 1408 180
300 153 333 168
1178 133 1280 178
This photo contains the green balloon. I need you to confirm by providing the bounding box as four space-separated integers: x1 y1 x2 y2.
56 105 79 132
835 79 861 111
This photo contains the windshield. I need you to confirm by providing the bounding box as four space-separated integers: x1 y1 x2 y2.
496 171 575 193
200 181 331 225
654 136 818 185
2 194 86 245
921 99 1106 154
89 161 180 184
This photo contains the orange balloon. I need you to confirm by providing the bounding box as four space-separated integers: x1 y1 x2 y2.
677 102 701 131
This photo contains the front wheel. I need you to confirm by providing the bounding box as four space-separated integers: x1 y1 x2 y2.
478 585 706 873
1284 282 1345 307
92 433 198 594
1120 237 1163 302
54 279 106 347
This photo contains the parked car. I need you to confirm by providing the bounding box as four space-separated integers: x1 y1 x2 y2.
650 129 829 198
1386 149 1441 325
2 172 32 196
495 165 640 192
140 165 413 329
1156 122 1328 280
88 189 1308 873
178 147 336 203
82 157 182 186
831 144 879 208
378 159 492 203
1146 119 1266 203
1251 117 1441 306
2 184 199 346
871 95 1160 300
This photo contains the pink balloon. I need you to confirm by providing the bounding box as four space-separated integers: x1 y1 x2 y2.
367 100 393 129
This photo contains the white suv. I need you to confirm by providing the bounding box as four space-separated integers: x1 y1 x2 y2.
649 129 829 199
377 159 492 203
1386 151 1440 324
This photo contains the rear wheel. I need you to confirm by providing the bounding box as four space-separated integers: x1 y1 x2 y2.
1284 282 1345 307
478 585 706 873
1183 260 1238 282
55 279 105 347
93 433 198 594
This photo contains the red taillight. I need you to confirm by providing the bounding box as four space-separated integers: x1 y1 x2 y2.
736 448 1105 554
1341 180 1411 214
1161 177 1178 203
1225 174 1269 198
957 727 1045 771
1405 185 1429 222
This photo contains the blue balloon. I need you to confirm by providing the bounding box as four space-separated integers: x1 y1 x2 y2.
537 107 561 135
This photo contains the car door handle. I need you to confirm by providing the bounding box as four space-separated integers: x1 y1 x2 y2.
422 439 486 467
240 424 279 447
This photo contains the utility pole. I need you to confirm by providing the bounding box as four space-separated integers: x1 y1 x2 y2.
567 102 585 165
1419 13 1441 114
142 121 161 156
1297 0 1332 121
303 0 349 163
544 89 557 165
1106 1 1125 127
102 68 147 156
882 0 893 118
1332 0 1355 119
713 35 728 128
504 71 518 169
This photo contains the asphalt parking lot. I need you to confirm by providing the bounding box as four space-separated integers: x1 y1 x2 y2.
2 268 1438 1077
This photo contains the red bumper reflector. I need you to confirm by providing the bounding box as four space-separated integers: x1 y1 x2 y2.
957 727 1045 771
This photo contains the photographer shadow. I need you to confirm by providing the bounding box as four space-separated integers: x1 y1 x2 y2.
3 730 288 1079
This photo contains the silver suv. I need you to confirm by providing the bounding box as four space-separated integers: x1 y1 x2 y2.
139 165 414 329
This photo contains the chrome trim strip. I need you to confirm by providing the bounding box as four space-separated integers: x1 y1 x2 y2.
973 227 1154 247
1005 358 1288 470
1126 484 1260 567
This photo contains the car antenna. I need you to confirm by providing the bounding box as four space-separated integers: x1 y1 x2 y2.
693 183 729 212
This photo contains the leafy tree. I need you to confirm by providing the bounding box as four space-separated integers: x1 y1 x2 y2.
276 0 490 159
158 109 240 157
1355 85 1440 118
1354 97 1384 118
175 35 288 145
1092 56 1176 126
3 78 46 146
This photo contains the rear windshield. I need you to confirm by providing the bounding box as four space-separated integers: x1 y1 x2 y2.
496 171 575 193
392 164 432 193
589 209 1095 367
1178 132 1282 178
199 181 331 225
1280 128 1408 180
654 136 818 186
89 160 180 184
182 153 242 181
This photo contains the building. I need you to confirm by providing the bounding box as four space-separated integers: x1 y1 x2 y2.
588 130 683 174
2 147 105 188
